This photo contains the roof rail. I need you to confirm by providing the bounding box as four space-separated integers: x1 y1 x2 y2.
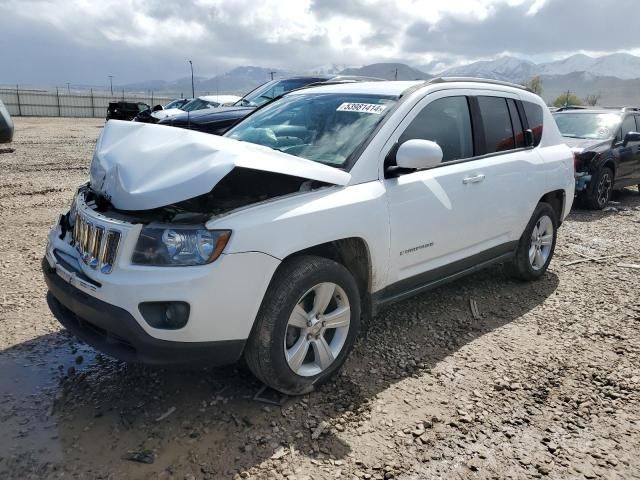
427 76 531 92
589 106 640 112
555 105 590 112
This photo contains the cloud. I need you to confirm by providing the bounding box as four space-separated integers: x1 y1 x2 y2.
403 0 640 57
0 0 638 86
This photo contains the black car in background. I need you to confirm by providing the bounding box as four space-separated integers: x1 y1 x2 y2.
106 101 150 121
159 75 381 135
554 107 640 209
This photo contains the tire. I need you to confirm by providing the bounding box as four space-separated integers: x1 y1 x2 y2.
244 255 361 395
508 202 558 281
583 166 613 210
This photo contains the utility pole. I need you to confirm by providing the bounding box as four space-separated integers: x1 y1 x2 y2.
188 60 195 98
565 89 571 107
108 75 113 96
66 82 71 94
394 68 398 80
270 71 276 81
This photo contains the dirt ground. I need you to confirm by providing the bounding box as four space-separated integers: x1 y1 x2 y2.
1 117 639 480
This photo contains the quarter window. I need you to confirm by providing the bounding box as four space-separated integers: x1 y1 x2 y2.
477 96 514 153
522 101 544 146
399 96 473 162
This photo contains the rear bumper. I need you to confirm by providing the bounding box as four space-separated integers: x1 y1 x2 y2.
43 258 245 366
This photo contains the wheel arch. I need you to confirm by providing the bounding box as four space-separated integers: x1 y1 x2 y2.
601 158 616 177
539 189 566 225
278 237 374 319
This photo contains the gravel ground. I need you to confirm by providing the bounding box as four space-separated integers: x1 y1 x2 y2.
1 117 639 480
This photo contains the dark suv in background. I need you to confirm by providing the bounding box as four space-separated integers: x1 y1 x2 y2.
554 107 640 209
159 75 381 135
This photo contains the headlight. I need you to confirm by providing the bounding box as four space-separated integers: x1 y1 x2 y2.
132 226 231 266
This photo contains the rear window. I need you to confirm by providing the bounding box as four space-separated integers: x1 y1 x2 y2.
522 101 544 146
477 96 515 153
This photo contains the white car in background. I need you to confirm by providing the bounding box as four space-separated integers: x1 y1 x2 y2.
151 95 241 121
43 78 574 395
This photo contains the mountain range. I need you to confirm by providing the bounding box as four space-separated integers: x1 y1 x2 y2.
122 53 640 106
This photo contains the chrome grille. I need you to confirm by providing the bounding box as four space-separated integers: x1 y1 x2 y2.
72 211 121 274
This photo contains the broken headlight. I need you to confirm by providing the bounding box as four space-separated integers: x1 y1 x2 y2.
132 226 231 266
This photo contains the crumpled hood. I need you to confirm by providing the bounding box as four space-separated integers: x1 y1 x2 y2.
90 120 350 211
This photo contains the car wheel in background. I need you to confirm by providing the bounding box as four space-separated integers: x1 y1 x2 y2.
244 255 361 395
583 166 614 210
507 202 558 282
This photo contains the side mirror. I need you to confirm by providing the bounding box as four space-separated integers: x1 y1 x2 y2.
395 139 443 170
623 131 640 146
152 104 163 112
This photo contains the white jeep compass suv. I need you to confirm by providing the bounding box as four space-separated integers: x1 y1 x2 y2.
43 79 574 394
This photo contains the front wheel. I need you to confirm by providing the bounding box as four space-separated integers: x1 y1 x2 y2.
583 166 613 209
244 255 361 395
508 202 558 281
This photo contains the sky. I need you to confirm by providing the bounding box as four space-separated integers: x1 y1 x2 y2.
1 0 639 87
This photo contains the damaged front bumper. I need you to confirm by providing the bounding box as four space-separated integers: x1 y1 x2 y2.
43 258 246 365
43 199 281 365
575 172 592 192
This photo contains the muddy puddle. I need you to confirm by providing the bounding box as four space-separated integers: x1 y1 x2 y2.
0 331 293 478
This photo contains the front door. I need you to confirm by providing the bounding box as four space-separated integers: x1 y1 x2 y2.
383 91 533 290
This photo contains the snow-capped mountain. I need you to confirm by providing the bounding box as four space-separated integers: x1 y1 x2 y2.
538 53 640 80
439 56 537 82
310 64 353 75
340 63 432 80
439 53 640 83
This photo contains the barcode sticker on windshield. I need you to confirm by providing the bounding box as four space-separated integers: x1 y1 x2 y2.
336 103 387 114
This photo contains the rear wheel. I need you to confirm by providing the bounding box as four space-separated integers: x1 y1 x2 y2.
583 166 613 209
244 255 361 395
508 202 557 281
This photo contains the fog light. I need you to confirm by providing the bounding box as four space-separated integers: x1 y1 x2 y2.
139 301 190 330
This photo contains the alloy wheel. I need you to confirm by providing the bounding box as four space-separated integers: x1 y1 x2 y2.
284 282 351 377
528 215 554 270
597 172 612 207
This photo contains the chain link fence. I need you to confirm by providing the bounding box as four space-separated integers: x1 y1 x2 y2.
0 86 175 118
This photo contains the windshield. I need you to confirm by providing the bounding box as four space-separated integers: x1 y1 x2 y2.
554 113 621 139
236 78 324 107
181 98 218 112
226 93 396 167
164 99 187 109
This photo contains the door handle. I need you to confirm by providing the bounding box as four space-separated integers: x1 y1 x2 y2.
462 174 485 184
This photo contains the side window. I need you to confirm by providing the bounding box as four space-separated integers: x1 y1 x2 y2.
477 96 514 153
522 101 544 146
621 115 636 140
399 96 473 162
507 99 525 148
